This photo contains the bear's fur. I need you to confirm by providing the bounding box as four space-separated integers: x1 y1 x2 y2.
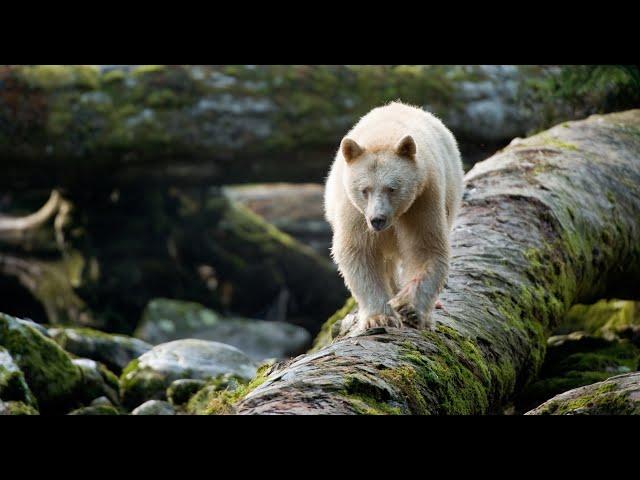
324 101 463 331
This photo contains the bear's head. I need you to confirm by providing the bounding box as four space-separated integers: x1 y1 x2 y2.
341 134 421 233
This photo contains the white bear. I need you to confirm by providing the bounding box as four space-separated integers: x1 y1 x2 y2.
324 101 463 331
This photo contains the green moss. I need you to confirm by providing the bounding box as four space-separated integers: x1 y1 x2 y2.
539 137 579 151
167 379 206 406
17 65 99 90
102 69 126 84
132 65 166 77
344 393 403 415
538 381 637 415
369 328 494 415
188 363 271 415
341 374 402 415
560 299 638 337
309 297 356 352
0 347 38 407
145 89 181 108
0 400 39 415
516 328 640 412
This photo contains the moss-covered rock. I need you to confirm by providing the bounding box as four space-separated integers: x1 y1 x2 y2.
72 358 120 406
119 339 257 409
136 298 310 360
0 312 82 412
526 372 640 415
166 379 206 406
49 326 152 374
0 399 39 415
0 346 37 407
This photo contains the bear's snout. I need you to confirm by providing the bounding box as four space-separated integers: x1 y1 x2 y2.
369 216 388 232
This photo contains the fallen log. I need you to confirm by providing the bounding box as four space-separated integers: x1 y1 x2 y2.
0 65 594 188
525 372 640 415
203 109 640 415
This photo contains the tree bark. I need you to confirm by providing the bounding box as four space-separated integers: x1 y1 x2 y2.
228 110 640 415
525 372 640 415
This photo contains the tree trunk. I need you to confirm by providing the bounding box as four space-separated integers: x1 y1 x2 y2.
525 372 640 415
225 110 640 415
0 65 577 189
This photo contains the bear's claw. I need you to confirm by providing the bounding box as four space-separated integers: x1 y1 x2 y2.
388 295 421 329
360 313 403 331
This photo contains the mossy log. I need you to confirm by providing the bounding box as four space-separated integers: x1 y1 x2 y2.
223 110 640 415
0 65 568 188
525 372 640 415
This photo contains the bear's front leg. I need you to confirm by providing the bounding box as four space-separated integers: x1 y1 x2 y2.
332 236 401 333
388 224 450 330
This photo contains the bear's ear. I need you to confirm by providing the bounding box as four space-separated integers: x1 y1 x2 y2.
341 137 364 163
395 134 416 160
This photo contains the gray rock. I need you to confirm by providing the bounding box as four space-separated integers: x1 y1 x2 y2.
131 400 175 415
48 326 152 373
120 339 257 409
136 298 311 361
90 396 114 407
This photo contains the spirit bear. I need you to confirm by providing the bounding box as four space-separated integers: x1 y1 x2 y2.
324 101 463 331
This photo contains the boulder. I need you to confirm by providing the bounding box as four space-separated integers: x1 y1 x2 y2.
0 312 82 412
136 299 311 361
120 339 257 409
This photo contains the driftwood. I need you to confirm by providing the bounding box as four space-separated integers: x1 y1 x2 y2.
526 372 640 415
224 110 640 415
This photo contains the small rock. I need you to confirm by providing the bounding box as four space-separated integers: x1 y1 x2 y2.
131 400 175 415
90 396 113 407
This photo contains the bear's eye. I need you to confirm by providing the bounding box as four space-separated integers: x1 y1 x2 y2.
361 188 369 197
386 187 396 193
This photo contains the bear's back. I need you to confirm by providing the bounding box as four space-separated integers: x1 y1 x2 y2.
348 102 456 159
